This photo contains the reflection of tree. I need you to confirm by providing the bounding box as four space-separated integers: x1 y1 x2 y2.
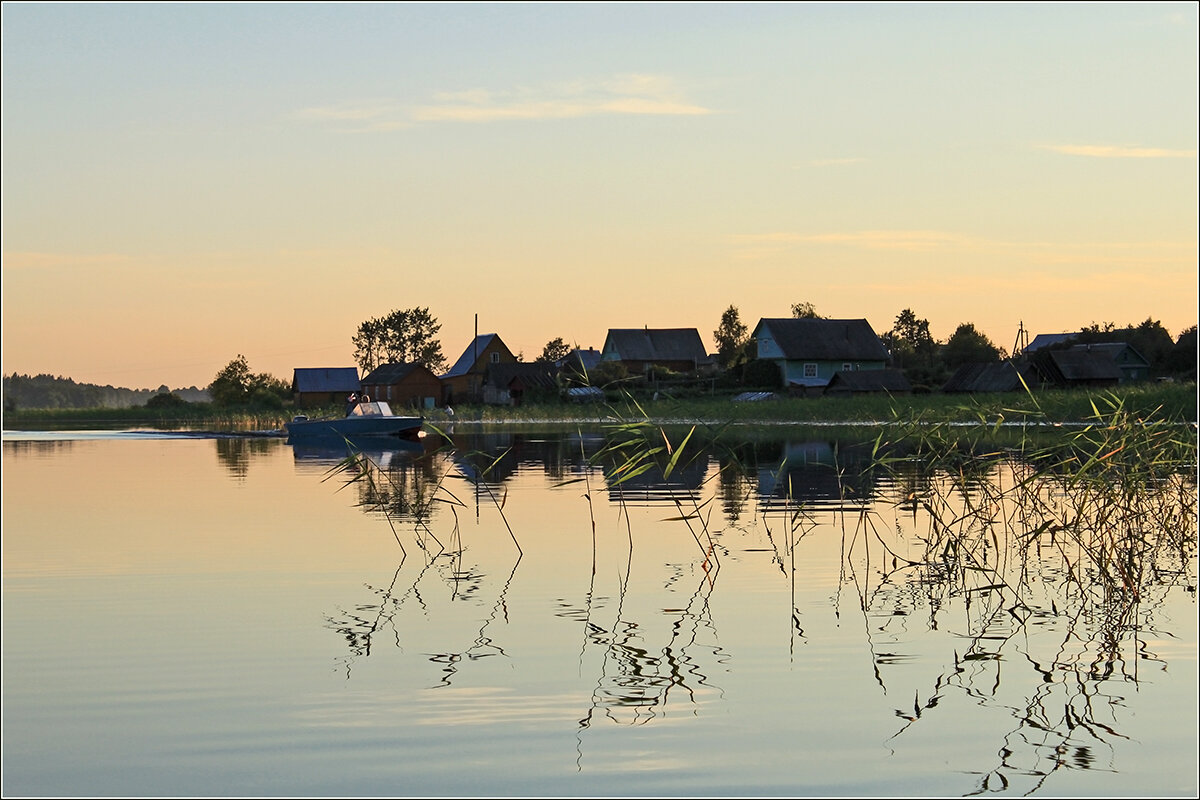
214 436 273 480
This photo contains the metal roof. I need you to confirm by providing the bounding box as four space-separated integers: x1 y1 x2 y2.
442 334 506 378
824 368 911 393
753 318 889 361
292 367 360 393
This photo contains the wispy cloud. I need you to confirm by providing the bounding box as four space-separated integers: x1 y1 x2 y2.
297 74 712 130
1040 144 1197 159
412 74 712 122
1 251 133 270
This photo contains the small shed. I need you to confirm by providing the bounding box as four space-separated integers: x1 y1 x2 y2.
823 369 911 397
942 361 1039 394
360 363 443 410
292 367 361 409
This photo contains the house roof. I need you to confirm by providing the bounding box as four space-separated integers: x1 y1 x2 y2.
292 367 360 393
1068 342 1149 366
1046 349 1122 382
442 334 510 378
557 347 603 373
753 318 889 361
603 328 708 363
485 362 558 390
824 368 911 393
942 361 1035 393
360 362 432 385
1024 332 1080 353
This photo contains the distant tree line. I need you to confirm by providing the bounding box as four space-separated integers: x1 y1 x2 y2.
2 374 209 411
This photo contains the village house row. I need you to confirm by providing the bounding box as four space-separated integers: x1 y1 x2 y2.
290 318 1155 409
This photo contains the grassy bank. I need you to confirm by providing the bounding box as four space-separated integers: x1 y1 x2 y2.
3 382 1195 431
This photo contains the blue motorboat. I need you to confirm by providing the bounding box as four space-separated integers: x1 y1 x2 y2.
285 399 422 441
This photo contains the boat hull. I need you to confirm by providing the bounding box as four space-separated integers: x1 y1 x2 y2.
284 415 423 441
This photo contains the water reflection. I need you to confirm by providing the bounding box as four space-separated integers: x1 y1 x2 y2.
305 425 1194 793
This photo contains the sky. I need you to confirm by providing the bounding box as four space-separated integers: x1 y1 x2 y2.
3 2 1197 390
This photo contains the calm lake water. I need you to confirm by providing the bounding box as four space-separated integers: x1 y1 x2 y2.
3 425 1196 797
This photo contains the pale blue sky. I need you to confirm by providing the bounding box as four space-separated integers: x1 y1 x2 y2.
3 2 1196 388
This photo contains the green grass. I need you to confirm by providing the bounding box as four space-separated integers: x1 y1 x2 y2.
4 381 1195 431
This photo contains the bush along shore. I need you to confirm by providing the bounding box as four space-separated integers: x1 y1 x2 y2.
2 382 1195 433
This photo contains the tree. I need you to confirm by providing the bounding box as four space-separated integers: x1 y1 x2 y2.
883 309 943 390
537 337 572 364
208 355 290 407
940 323 1003 370
209 355 254 406
791 301 823 319
352 307 447 374
713 305 750 369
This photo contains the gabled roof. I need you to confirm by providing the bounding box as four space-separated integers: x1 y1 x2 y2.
485 362 558 390
824 368 911 393
443 334 511 378
360 362 433 385
557 347 603 373
753 318 889 361
292 367 360 393
942 361 1035 393
1047 349 1122 382
1068 342 1149 366
603 328 708 363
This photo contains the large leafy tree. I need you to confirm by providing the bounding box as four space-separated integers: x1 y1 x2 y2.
208 355 290 407
714 305 750 368
791 301 823 319
883 308 944 389
941 323 1004 369
537 337 572 364
353 307 447 374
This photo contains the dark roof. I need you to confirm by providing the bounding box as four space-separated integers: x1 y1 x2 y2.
485 362 558 390
443 334 510 378
1068 342 1149 366
557 347 603 373
824 368 911 394
360 363 431 385
292 367 360 393
1025 333 1080 353
1047 349 1122 382
754 318 889 361
603 328 708 363
942 361 1036 393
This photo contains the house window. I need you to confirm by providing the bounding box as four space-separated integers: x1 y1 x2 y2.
490 352 500 364
842 363 852 372
803 363 818 378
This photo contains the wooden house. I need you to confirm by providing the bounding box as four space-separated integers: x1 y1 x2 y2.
600 328 710 375
482 363 558 406
440 333 517 404
1033 348 1121 388
1067 343 1150 383
751 318 889 395
291 367 360 408
360 363 443 410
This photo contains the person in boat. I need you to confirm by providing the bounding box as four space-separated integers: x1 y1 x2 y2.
345 392 358 416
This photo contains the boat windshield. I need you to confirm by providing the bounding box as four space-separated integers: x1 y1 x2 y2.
348 401 394 417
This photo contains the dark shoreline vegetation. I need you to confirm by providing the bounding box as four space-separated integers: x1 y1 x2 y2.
3 381 1196 432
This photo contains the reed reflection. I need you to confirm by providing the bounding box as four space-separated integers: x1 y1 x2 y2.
308 422 1194 788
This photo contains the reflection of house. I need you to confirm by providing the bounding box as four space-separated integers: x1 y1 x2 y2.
360 363 442 410
440 334 517 404
601 328 709 375
752 318 889 394
292 367 360 408
482 363 558 406
942 361 1039 393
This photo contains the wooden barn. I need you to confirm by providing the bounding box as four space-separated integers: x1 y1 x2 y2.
291 367 361 409
359 363 443 410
